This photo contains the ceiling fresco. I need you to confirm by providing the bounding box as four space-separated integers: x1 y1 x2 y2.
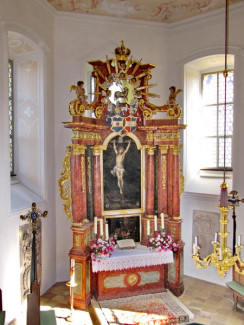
46 0 241 23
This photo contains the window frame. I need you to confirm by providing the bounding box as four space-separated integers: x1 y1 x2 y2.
200 69 234 172
8 59 15 176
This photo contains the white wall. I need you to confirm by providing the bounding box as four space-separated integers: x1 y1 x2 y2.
54 4 244 287
54 12 170 281
0 0 56 323
168 4 244 285
1 0 244 322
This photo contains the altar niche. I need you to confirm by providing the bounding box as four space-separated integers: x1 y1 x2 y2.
103 136 142 211
106 215 140 243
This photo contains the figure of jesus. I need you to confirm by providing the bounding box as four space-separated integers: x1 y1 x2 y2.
111 140 131 195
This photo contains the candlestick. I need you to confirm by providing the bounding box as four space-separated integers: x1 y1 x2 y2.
154 215 157 231
100 219 103 237
147 219 150 236
214 232 217 243
160 213 164 229
238 235 241 246
105 223 109 240
94 216 97 234
193 243 196 255
66 259 77 322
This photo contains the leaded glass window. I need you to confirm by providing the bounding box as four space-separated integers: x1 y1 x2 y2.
201 70 234 170
9 59 15 176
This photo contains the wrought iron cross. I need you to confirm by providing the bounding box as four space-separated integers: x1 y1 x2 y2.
228 190 244 255
20 202 48 228
20 203 48 290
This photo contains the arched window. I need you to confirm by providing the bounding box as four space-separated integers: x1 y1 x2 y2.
8 31 45 210
184 54 234 194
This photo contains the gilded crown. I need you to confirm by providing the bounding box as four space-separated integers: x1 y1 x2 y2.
114 40 131 61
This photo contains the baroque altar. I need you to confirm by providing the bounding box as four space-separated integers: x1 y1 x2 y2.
59 41 186 309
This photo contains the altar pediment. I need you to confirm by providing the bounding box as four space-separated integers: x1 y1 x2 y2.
69 41 183 127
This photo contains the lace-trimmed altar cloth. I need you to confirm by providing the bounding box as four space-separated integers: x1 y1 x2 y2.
92 244 173 273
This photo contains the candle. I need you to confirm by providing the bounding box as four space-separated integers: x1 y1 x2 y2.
195 236 198 247
214 232 217 243
219 248 222 260
160 213 164 229
100 219 103 237
94 216 97 234
71 259 75 268
105 223 109 240
154 215 157 231
71 259 75 284
238 235 241 246
147 219 150 236
193 243 196 255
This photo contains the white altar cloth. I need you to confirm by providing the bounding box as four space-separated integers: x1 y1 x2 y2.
92 244 173 273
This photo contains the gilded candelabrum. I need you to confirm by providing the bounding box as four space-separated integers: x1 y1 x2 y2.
192 205 244 278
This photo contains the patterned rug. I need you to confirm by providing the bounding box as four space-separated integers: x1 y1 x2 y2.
94 290 194 325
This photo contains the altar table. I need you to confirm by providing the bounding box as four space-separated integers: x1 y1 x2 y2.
92 245 173 300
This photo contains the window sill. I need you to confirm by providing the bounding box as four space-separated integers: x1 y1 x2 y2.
199 169 233 179
11 182 44 213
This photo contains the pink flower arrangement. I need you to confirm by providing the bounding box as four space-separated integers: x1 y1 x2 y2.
90 237 116 261
148 231 179 253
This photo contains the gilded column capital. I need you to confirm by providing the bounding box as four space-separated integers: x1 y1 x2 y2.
144 145 156 155
71 144 87 155
91 145 103 156
159 145 169 154
170 144 182 156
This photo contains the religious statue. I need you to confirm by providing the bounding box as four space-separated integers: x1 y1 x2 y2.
69 80 88 105
168 86 183 107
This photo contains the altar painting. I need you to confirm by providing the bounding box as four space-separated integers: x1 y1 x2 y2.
103 136 141 211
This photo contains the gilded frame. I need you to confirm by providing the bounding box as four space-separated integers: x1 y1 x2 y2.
101 133 145 216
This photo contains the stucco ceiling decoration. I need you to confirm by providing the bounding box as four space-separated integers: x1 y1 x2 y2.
8 32 35 56
46 0 241 23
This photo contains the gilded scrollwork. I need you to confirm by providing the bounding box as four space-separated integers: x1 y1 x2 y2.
167 104 182 119
180 169 185 195
58 146 73 221
81 156 86 193
69 99 86 116
72 131 101 141
146 131 180 142
162 155 167 190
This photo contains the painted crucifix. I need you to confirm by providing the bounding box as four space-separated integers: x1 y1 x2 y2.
111 139 131 195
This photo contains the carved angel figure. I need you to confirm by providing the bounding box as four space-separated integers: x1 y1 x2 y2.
168 86 182 106
70 81 88 104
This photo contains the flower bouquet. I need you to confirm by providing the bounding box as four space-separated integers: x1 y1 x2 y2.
90 237 116 261
148 230 179 253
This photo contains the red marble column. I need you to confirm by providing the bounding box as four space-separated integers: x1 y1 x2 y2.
145 146 156 217
70 144 87 223
92 146 102 219
167 147 173 217
158 145 168 216
171 145 181 219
